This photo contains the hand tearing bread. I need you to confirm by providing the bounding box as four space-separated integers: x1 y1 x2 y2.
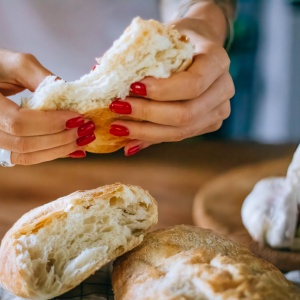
0 183 158 300
112 225 300 300
22 17 194 154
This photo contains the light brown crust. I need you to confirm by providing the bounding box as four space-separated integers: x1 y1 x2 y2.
112 225 300 300
0 183 157 299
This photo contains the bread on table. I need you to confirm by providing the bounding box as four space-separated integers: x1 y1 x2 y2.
0 183 158 300
22 17 194 154
112 225 300 300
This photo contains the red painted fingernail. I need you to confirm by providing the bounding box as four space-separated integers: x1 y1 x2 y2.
109 124 129 136
92 65 97 71
130 82 147 96
66 117 85 129
76 133 96 146
78 121 95 137
69 150 86 158
126 145 140 156
109 100 132 114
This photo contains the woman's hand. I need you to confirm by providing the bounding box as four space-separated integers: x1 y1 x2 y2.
0 50 95 165
108 2 235 156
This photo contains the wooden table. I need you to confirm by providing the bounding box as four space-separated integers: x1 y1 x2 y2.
0 140 296 240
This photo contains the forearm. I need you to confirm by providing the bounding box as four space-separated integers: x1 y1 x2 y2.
169 0 237 47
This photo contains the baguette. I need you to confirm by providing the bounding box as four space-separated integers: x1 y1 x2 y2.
0 183 158 299
22 17 194 153
112 225 300 300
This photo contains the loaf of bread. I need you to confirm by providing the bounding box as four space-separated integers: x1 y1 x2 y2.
0 183 158 300
112 225 300 300
22 17 194 154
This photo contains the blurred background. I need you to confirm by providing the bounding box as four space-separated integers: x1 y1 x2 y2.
217 0 300 143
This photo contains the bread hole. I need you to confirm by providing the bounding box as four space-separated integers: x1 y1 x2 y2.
84 215 96 224
139 202 149 209
132 229 143 235
97 216 110 224
46 258 56 272
122 209 135 216
102 226 114 233
83 205 92 210
115 245 124 253
109 196 124 207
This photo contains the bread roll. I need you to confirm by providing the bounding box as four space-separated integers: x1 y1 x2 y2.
0 183 158 300
112 225 300 300
22 17 194 153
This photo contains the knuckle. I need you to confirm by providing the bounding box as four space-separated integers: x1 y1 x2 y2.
191 75 204 98
173 128 191 142
5 116 24 136
216 102 231 121
16 153 34 166
178 105 195 126
211 121 223 132
14 52 35 67
10 137 28 153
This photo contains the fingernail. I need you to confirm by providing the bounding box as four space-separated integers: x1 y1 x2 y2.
78 121 95 137
109 124 129 136
126 145 140 156
69 150 86 158
92 65 97 71
130 82 147 96
109 99 132 114
76 133 96 146
66 117 85 129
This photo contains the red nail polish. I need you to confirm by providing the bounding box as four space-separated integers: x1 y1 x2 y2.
92 65 97 71
78 121 95 137
76 133 96 146
69 150 86 158
130 82 147 96
109 124 129 136
66 117 85 129
126 145 140 156
109 100 132 114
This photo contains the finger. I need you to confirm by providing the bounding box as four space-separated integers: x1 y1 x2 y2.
138 47 230 101
110 100 231 143
0 127 79 153
121 72 234 127
10 141 82 166
0 94 82 136
123 140 154 156
8 52 53 92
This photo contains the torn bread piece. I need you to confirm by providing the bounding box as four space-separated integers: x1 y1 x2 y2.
22 17 194 153
0 183 158 300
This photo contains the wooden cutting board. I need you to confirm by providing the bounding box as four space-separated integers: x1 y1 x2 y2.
193 156 300 272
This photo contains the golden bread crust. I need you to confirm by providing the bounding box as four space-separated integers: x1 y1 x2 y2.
112 225 300 300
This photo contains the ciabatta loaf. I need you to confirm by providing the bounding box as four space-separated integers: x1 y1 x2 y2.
22 17 194 153
0 183 158 300
112 225 300 300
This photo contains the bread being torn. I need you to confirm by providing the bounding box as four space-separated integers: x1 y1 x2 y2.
22 17 194 153
0 183 158 300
